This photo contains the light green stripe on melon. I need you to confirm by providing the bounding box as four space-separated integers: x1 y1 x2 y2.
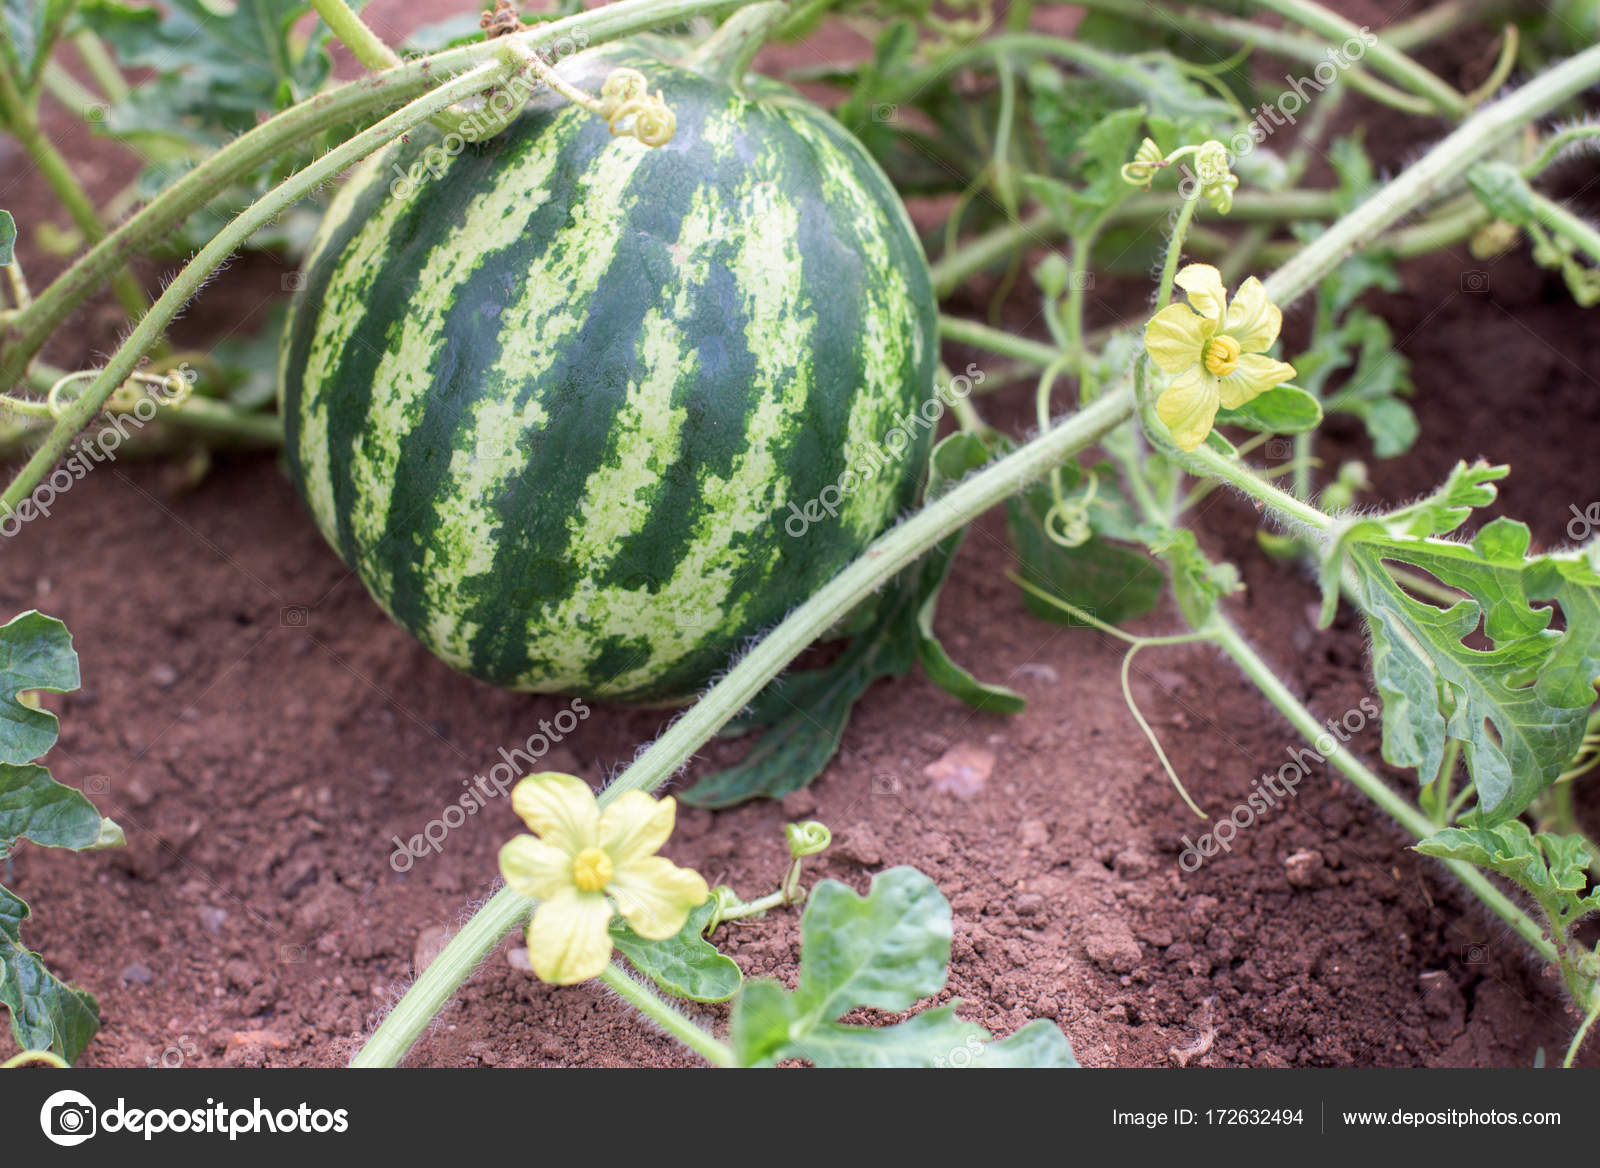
344 131 570 626
524 170 815 695
784 115 924 542
419 136 654 667
294 155 410 552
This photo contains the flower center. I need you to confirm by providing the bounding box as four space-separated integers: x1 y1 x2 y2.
1203 334 1241 377
572 847 613 892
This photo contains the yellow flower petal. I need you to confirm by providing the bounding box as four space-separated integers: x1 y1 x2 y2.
525 888 614 984
510 772 599 853
598 790 676 867
1156 366 1220 451
609 855 709 941
499 834 577 900
1174 264 1226 320
1218 353 1296 408
1223 277 1283 353
1144 303 1208 374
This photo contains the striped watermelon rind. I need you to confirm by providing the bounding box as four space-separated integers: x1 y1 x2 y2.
278 43 937 703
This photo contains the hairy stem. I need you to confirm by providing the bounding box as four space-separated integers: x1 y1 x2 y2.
1 60 510 516
0 62 146 323
598 963 736 1066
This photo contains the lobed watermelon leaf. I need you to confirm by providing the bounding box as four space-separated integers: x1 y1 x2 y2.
1325 464 1600 823
729 868 1076 1068
81 0 335 148
1417 820 1600 931
0 611 121 1064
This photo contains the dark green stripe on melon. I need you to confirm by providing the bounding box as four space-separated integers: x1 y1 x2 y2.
279 45 937 703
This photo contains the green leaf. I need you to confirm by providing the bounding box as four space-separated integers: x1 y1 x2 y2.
1215 384 1323 434
728 868 1076 1068
1149 528 1243 629
0 764 102 850
1 0 74 95
0 611 80 765
1466 161 1537 223
609 900 741 1003
1328 132 1377 211
1334 471 1600 821
914 434 1025 714
0 210 14 266
680 583 919 808
0 885 100 1064
83 0 333 148
794 867 952 1020
1416 821 1600 923
1006 463 1163 628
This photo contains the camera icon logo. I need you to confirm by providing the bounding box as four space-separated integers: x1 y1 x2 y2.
40 1089 97 1146
1459 270 1490 293
280 605 309 627
1462 943 1489 965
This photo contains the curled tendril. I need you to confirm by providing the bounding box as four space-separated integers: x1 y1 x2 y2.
1120 136 1166 187
611 94 676 147
1043 467 1098 549
784 820 832 860
597 69 675 147
45 366 192 420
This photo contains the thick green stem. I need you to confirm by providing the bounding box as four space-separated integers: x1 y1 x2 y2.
1 0 759 390
1 60 509 516
1246 0 1467 117
931 191 1346 297
1262 42 1600 305
684 2 786 85
937 314 1063 368
349 886 528 1068
1179 438 1336 535
1525 190 1600 264
0 62 146 323
598 963 736 1066
1209 616 1559 966
309 0 402 71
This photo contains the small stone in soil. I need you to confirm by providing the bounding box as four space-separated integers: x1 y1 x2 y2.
780 789 817 817
120 963 155 985
1284 849 1324 888
198 906 228 936
922 743 994 798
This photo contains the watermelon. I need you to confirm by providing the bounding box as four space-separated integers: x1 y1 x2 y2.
278 42 937 703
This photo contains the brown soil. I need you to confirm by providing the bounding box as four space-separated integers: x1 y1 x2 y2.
1 1 1596 1069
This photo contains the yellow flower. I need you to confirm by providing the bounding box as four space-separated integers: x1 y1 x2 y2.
1143 264 1297 451
498 773 709 985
